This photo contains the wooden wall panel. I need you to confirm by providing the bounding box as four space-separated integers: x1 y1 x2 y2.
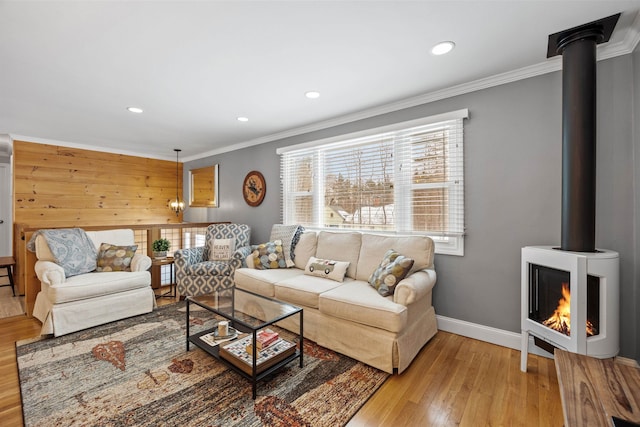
12 140 188 315
13 140 183 228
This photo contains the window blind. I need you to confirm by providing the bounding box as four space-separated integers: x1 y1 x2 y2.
280 110 467 255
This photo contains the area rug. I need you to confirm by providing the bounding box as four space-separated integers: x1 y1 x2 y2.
16 302 388 426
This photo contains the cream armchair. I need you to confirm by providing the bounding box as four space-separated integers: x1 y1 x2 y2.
174 223 251 297
32 228 155 336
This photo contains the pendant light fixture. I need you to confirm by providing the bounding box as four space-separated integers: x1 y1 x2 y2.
169 148 185 216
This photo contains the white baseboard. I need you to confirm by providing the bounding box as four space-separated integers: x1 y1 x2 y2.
436 315 552 359
435 315 640 367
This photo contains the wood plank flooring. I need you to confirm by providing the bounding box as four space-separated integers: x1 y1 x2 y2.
0 287 25 319
348 331 563 426
1 299 563 426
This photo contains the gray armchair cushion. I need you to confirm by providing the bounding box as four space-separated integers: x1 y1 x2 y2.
186 261 233 276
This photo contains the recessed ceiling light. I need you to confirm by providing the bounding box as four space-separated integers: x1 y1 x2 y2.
305 91 320 99
237 116 249 122
127 107 143 113
431 41 455 56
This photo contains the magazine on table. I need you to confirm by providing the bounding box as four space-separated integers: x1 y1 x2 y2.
199 328 238 347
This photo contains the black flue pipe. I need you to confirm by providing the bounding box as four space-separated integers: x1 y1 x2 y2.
547 14 619 252
559 33 598 252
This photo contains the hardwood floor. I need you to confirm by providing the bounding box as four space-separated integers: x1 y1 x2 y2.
348 332 563 426
1 299 563 426
0 314 42 426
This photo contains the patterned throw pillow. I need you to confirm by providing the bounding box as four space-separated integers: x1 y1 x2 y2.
368 249 414 296
96 243 138 272
208 238 236 261
269 224 305 267
248 240 286 270
304 256 350 282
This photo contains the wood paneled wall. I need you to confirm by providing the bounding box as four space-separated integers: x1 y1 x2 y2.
11 140 185 300
13 140 183 227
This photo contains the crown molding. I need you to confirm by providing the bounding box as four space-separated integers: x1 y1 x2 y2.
8 134 173 161
0 134 13 157
186 19 640 163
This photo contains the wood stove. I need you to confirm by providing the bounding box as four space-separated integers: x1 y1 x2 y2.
520 14 621 372
520 246 619 371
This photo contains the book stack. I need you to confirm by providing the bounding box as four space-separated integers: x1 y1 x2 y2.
246 328 279 354
219 331 296 375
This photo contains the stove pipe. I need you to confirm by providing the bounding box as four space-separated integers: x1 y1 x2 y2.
547 14 620 252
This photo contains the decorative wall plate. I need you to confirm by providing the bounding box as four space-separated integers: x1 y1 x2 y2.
242 171 266 206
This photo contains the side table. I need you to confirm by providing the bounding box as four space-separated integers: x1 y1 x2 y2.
151 257 176 298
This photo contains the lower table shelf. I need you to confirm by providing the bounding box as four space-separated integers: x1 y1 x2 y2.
187 327 302 398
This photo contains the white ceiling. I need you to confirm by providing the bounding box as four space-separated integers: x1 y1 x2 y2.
1 1 639 161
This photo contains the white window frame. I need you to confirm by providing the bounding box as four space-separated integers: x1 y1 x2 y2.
277 109 468 256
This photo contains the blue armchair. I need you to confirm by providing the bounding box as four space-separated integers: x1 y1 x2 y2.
174 224 251 297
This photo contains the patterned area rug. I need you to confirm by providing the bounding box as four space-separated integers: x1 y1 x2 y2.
17 302 388 426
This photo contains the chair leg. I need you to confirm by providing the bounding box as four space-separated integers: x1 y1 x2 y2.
7 265 15 296
0 265 15 297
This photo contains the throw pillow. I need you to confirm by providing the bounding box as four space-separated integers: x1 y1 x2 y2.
269 224 305 267
249 240 286 270
96 243 138 272
304 256 350 282
209 238 236 261
368 249 414 297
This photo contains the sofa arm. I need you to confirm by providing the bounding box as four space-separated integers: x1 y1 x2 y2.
174 247 207 273
233 245 253 268
393 269 437 306
131 254 152 271
35 260 66 286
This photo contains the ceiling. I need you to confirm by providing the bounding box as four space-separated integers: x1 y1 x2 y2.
1 1 639 162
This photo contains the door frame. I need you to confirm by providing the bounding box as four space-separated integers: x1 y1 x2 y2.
0 162 13 256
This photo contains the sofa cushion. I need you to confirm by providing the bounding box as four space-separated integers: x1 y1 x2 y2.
356 234 434 281
96 243 137 272
315 231 361 279
275 275 348 309
304 257 350 282
270 224 304 267
234 267 304 297
368 249 414 297
86 229 136 250
319 281 408 333
45 271 151 304
293 232 317 270
185 261 233 276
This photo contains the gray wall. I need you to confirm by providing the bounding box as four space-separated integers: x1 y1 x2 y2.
184 53 639 360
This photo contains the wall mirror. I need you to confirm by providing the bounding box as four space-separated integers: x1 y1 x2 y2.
189 165 219 208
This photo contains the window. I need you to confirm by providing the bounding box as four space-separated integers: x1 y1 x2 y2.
278 109 467 255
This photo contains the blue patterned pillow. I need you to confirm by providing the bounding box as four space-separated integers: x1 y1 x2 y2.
249 240 286 270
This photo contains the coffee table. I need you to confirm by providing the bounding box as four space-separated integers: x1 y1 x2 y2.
186 288 303 399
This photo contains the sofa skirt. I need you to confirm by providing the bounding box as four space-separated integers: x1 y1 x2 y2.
234 290 437 374
33 287 156 336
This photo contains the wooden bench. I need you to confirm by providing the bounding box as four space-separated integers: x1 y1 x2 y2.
555 349 640 427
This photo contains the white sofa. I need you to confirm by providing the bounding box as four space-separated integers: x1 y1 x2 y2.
32 229 156 336
234 230 437 374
